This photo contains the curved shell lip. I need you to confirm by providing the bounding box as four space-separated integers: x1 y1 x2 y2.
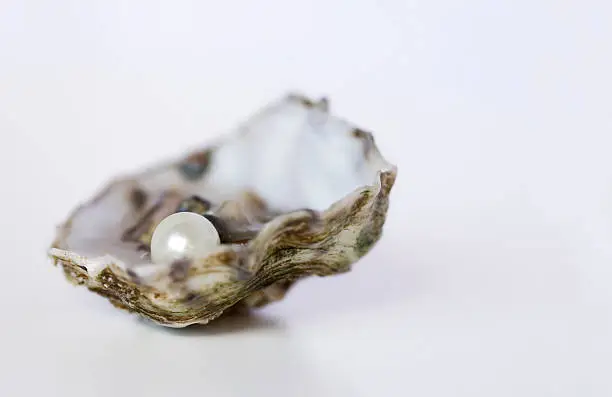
48 165 398 275
48 166 397 327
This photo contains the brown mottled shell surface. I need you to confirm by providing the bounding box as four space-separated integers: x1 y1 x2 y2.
49 93 397 327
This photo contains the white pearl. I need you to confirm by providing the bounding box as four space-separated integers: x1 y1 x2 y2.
150 212 220 265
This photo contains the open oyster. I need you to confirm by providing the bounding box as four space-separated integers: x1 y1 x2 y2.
49 93 397 327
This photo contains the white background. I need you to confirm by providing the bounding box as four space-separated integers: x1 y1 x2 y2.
1 1 611 396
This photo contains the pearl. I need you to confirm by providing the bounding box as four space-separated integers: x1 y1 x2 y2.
150 212 220 265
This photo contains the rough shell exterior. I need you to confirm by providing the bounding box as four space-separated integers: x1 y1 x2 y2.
49 93 397 327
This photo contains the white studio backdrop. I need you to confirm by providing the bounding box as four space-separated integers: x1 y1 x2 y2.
0 1 611 396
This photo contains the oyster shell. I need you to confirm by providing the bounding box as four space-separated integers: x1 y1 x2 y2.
49 93 397 327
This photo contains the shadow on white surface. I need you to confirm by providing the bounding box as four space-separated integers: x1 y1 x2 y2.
136 310 286 336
